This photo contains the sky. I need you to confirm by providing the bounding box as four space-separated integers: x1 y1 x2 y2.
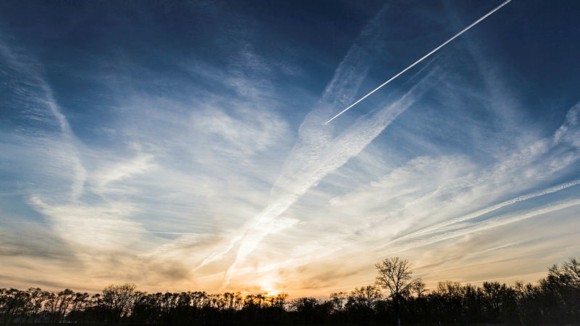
0 0 579 297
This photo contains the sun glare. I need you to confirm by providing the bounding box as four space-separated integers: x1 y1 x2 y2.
259 276 281 296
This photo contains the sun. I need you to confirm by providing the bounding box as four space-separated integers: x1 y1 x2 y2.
259 276 281 296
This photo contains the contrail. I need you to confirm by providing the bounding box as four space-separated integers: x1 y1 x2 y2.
384 198 580 254
390 179 580 245
325 0 512 124
0 40 86 200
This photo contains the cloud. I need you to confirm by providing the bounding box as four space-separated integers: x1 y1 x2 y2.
91 151 156 195
213 7 443 287
0 39 87 201
0 220 76 261
553 103 580 147
0 1 578 296
325 0 512 124
193 104 288 156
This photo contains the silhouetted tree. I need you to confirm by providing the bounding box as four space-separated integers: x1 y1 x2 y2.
432 281 464 323
290 297 331 325
329 291 348 313
347 285 382 310
409 278 426 298
375 257 414 325
100 283 137 323
538 257 580 323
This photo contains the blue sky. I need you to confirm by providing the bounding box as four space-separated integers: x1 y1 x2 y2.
0 0 579 296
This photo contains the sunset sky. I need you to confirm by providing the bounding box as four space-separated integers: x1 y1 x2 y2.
0 0 579 297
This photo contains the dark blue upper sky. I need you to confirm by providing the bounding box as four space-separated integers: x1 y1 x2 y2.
1 0 579 126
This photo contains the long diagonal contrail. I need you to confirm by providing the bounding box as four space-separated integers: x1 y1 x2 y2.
325 0 512 124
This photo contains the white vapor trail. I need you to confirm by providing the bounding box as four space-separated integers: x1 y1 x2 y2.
325 0 512 124
392 179 580 245
0 40 86 201
383 198 580 254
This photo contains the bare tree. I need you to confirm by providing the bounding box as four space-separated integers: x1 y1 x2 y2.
375 257 414 326
410 278 427 298
101 283 137 322
329 292 348 312
347 285 382 310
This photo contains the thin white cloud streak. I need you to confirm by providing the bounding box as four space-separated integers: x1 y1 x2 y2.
409 209 580 288
442 1 526 146
193 105 288 156
325 0 512 124
0 39 86 201
91 152 156 196
382 199 580 255
28 196 146 252
553 103 580 147
377 102 580 234
393 179 580 244
44 93 87 202
299 177 578 263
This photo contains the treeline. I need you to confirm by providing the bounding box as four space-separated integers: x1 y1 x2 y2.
1 258 578 325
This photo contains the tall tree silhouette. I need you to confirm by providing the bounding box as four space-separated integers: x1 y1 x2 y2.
375 257 414 326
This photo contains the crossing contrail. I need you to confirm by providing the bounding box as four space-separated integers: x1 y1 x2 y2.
325 0 512 124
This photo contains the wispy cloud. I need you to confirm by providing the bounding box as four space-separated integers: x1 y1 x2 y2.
325 0 512 124
0 39 86 201
201 7 443 287
0 1 578 297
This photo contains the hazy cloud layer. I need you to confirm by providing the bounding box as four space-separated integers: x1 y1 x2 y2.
0 0 578 296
